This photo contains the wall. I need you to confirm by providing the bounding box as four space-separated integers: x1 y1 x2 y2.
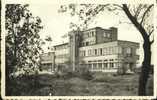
54 43 69 64
40 52 55 72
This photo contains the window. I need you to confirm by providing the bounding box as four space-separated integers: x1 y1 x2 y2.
86 42 89 46
118 47 122 54
103 63 108 69
98 63 102 69
103 48 107 55
93 63 97 69
126 47 132 56
126 47 132 54
106 48 109 55
109 63 114 69
94 49 97 55
91 41 95 44
89 41 91 45
109 47 112 55
89 32 92 37
87 33 89 37
136 49 138 55
92 31 94 36
104 59 108 62
100 48 103 55
88 64 92 70
111 47 114 54
88 49 92 56
110 59 114 61
113 47 116 54
81 43 84 46
107 33 111 38
88 61 92 63
83 51 86 56
80 51 86 57
104 32 107 37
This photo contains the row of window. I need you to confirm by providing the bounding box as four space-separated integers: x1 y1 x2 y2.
86 59 118 65
80 47 133 57
103 32 111 38
79 47 123 57
82 31 112 39
55 54 69 58
80 41 95 46
82 31 95 38
80 62 118 70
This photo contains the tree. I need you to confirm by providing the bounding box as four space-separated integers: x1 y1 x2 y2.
58 4 154 95
5 4 43 95
0 0 1 96
121 4 154 96
45 35 52 50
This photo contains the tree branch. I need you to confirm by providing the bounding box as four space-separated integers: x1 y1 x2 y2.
122 4 148 41
150 37 154 44
148 28 154 37
140 4 154 24
113 4 123 9
134 5 143 19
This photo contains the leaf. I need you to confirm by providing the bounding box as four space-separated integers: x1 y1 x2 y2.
6 4 43 76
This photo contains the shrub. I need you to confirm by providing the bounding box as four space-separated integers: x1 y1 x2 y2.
75 66 93 80
117 66 128 75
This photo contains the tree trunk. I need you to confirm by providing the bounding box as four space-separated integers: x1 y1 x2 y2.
122 4 152 95
138 41 151 95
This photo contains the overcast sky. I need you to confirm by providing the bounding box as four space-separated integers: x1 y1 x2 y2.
29 4 143 44
28 4 145 65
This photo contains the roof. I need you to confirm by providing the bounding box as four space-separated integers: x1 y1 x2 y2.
40 52 55 56
79 40 139 48
53 42 69 47
68 27 117 34
117 40 140 45
81 27 117 32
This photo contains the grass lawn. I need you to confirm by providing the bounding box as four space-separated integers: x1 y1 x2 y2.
7 72 142 96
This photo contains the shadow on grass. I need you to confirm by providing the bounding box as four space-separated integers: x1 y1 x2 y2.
6 72 148 96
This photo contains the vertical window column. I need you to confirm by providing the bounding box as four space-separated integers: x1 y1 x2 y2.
91 63 93 71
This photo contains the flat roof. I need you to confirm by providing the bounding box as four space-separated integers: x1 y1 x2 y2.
81 27 109 32
68 27 117 33
79 40 139 48
53 42 69 47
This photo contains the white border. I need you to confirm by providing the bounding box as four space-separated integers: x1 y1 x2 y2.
1 0 157 99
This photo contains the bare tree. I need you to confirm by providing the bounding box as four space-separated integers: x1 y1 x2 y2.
122 4 154 95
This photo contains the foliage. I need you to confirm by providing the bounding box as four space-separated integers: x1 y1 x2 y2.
45 36 52 42
7 73 143 96
6 74 44 96
45 35 53 50
5 4 43 76
5 4 43 95
75 65 93 80
92 72 120 83
117 66 128 75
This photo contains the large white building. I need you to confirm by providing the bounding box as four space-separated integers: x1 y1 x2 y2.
40 27 139 73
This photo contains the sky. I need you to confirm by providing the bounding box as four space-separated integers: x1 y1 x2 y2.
28 4 146 65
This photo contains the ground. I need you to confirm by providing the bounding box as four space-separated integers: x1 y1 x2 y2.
7 72 144 96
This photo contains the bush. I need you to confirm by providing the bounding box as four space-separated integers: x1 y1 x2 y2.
6 72 44 96
53 64 93 80
117 66 128 75
75 66 93 80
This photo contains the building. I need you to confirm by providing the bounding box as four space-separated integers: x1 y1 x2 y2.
40 27 139 73
40 52 55 72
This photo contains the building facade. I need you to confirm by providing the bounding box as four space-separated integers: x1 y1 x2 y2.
40 27 139 73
